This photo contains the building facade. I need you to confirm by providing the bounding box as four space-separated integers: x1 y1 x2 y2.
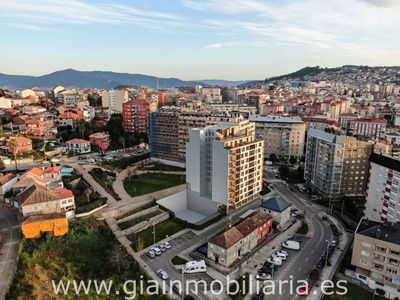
186 120 264 210
66 139 91 154
89 132 110 152
122 100 151 134
349 118 388 141
351 218 400 299
102 89 129 112
250 115 306 158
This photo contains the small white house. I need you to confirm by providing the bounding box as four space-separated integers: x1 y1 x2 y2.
0 173 18 196
260 197 291 227
66 139 91 154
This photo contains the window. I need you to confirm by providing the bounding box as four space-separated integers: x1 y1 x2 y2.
372 272 382 279
376 246 386 253
361 250 370 257
390 249 400 256
363 241 371 248
373 263 384 270
389 258 399 266
360 259 368 265
374 254 385 261
385 276 393 283
387 267 398 276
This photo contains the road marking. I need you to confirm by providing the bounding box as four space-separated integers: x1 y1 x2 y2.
311 250 314 254
305 258 308 262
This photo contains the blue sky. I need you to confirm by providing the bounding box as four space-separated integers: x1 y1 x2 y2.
1 0 400 80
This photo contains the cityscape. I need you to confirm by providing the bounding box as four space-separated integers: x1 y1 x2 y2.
0 64 400 300
1 1 400 300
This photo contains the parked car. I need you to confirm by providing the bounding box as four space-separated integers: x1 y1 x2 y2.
156 243 166 252
156 269 169 280
259 266 273 274
146 250 155 258
297 282 311 296
256 273 272 280
198 247 208 255
264 262 278 271
162 241 171 249
288 237 302 243
330 240 338 247
290 187 296 192
172 282 182 295
277 250 288 256
274 252 287 261
309 268 320 280
267 257 282 266
151 247 161 256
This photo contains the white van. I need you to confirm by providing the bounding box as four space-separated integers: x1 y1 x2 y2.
282 240 300 251
182 260 206 274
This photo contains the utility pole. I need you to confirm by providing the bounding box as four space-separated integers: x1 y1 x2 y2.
341 198 345 217
153 223 156 245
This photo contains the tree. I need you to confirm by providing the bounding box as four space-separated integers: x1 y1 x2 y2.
0 88 4 97
0 159 5 171
289 157 297 166
279 165 289 177
109 246 128 273
127 167 138 180
119 136 126 152
84 188 92 203
297 166 304 179
7 138 19 171
136 236 144 252
269 153 278 163
76 119 86 139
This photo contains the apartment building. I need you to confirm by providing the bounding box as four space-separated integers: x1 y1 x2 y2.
122 100 151 134
89 132 110 152
102 89 129 112
66 139 91 154
304 129 372 197
249 115 306 158
259 103 284 116
186 120 264 211
150 107 181 163
351 218 400 299
349 118 387 141
339 113 360 131
364 153 400 223
178 110 211 162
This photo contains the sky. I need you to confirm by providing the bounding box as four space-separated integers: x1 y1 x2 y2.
0 0 400 81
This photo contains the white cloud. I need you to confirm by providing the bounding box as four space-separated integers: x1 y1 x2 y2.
204 43 223 48
7 22 50 31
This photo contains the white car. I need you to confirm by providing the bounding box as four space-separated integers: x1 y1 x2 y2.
267 257 282 266
291 211 300 218
256 273 272 281
151 247 161 256
277 250 288 256
156 243 166 252
156 269 169 280
162 241 171 249
273 252 287 261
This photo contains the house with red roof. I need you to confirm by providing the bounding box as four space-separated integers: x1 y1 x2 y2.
66 139 91 154
57 111 85 128
89 132 110 152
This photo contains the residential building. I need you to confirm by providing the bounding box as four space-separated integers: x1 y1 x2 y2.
66 139 91 154
186 119 264 211
102 89 129 112
0 173 18 196
351 218 400 299
305 129 372 197
364 154 400 223
89 132 110 152
0 97 12 109
7 136 33 154
250 115 306 158
349 118 388 141
302 117 341 133
339 113 360 131
150 107 181 163
57 111 85 128
15 184 75 218
122 100 151 134
386 133 400 145
22 212 68 238
25 119 47 135
207 212 273 267
260 197 291 228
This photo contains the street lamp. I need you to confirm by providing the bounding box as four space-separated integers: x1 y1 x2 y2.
152 224 156 245
325 239 330 267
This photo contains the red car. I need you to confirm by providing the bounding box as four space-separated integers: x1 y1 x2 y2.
297 282 311 296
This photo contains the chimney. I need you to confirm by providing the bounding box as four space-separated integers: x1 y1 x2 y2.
376 228 381 239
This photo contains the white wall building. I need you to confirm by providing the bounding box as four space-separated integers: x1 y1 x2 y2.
66 139 91 154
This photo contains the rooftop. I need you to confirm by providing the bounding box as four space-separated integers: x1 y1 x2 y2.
369 152 400 172
249 114 304 124
260 197 291 212
356 218 400 245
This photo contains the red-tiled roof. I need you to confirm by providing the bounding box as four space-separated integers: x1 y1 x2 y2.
0 173 16 186
208 227 243 249
66 138 90 145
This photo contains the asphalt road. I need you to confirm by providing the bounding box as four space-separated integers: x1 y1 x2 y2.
264 168 332 300
0 204 21 300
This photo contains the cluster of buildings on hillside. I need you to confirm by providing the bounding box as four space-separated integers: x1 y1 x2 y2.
0 167 75 238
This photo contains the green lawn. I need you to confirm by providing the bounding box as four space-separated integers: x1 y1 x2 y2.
124 173 186 197
171 256 188 265
89 168 121 200
128 218 186 250
118 210 162 231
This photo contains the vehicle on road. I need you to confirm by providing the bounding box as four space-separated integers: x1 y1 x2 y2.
309 268 320 280
151 247 161 256
146 250 155 258
162 241 171 249
291 211 300 217
297 282 311 296
263 262 278 271
282 240 300 250
288 237 302 243
182 260 207 274
172 282 182 295
290 187 296 192
267 257 282 266
273 252 287 260
277 250 288 256
156 243 166 252
156 269 169 280
256 273 272 280
330 240 338 247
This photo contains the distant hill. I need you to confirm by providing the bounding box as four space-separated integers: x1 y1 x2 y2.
197 79 254 86
0 69 255 90
0 69 204 90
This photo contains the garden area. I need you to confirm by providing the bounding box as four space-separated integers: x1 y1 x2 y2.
128 218 186 251
322 276 378 300
279 165 305 184
99 153 150 171
118 210 163 231
141 163 185 172
6 217 169 300
171 256 188 266
124 173 186 197
89 168 121 200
